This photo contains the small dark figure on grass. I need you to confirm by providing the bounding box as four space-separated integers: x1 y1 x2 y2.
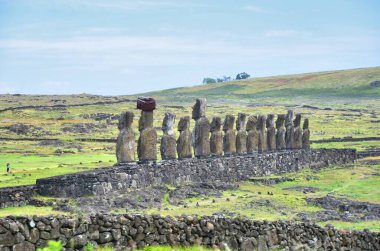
6 163 10 173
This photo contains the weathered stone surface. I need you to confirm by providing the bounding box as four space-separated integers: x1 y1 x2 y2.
223 115 236 156
192 99 210 158
246 115 259 153
176 116 192 159
236 113 247 155
137 111 157 162
193 117 211 158
0 212 378 251
12 241 35 251
266 114 276 151
276 114 286 150
210 117 223 156
285 110 295 149
257 115 267 153
293 114 303 149
302 118 310 149
136 97 156 111
116 111 135 163
160 113 176 160
191 98 207 120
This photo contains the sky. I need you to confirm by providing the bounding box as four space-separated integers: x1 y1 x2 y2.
0 0 379 95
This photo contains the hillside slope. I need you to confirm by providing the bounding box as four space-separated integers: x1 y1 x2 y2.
146 67 380 108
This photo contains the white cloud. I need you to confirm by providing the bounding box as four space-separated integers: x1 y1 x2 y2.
43 81 72 88
244 5 269 13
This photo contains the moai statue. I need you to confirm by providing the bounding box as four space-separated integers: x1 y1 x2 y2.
293 114 303 149
137 97 157 162
285 110 295 149
257 115 267 153
266 114 276 151
302 118 310 149
246 115 259 153
192 98 211 158
236 113 247 154
177 116 192 159
223 115 236 156
116 111 136 163
275 114 286 150
160 113 176 160
210 117 223 156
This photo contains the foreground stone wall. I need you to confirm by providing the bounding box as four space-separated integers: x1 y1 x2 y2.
0 185 36 209
0 214 378 251
36 149 356 198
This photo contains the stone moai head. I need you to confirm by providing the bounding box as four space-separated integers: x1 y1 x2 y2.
178 116 190 132
118 111 134 130
257 115 267 131
246 115 258 131
223 115 235 132
303 118 309 130
276 114 286 129
266 114 275 128
294 114 301 127
162 112 176 134
210 117 222 132
236 113 247 131
192 98 207 120
286 110 294 127
138 111 154 132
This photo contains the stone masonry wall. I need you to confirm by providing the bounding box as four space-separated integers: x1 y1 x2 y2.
0 185 36 209
36 149 356 198
0 214 378 251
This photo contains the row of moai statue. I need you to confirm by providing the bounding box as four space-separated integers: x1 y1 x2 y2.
116 98 310 163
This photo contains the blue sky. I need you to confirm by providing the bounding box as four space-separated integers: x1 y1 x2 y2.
0 0 379 95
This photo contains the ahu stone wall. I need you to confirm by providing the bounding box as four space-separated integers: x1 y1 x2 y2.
0 185 36 209
36 149 356 198
0 214 378 251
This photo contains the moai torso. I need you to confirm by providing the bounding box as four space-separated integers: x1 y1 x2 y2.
257 115 267 153
266 114 276 151
246 115 259 153
192 98 210 158
276 114 286 150
236 113 247 154
116 111 135 163
223 115 236 156
293 114 303 149
160 113 176 160
137 110 157 162
285 110 295 149
210 117 223 156
177 116 192 159
302 118 310 149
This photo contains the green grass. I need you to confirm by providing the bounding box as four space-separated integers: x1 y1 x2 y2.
146 161 380 231
317 220 380 232
0 205 65 217
0 153 115 187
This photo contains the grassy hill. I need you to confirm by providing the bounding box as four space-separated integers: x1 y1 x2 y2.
146 67 380 108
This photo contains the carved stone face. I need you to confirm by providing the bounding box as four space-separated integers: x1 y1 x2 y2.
276 114 285 129
118 111 134 130
286 110 294 127
178 116 190 132
138 111 153 131
162 112 176 134
246 115 257 131
303 118 309 130
266 114 275 128
223 115 235 132
257 115 267 131
293 114 301 127
236 113 247 131
192 98 207 120
210 117 222 132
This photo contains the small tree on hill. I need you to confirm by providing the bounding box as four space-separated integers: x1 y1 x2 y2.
236 72 250 80
202 78 217 84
